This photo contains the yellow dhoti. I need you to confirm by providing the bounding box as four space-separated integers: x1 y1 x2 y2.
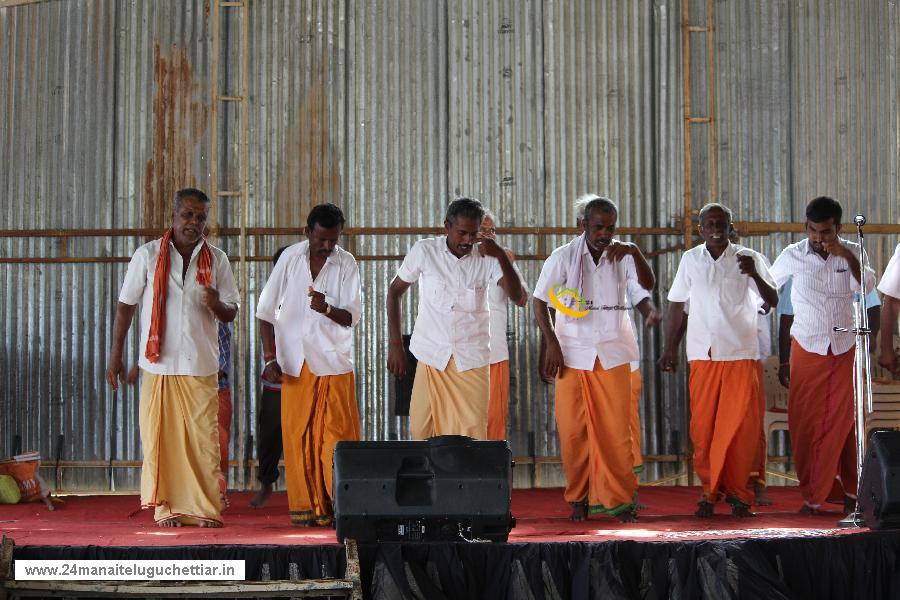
281 363 360 525
487 360 510 440
410 357 489 440
139 372 222 526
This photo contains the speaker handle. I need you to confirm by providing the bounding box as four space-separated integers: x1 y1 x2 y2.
397 472 435 480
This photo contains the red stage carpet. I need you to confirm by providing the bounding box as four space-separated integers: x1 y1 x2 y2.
1 486 860 547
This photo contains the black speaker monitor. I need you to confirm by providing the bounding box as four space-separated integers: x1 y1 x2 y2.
859 430 900 530
333 435 514 543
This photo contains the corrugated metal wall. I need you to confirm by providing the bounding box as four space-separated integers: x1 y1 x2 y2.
1 0 898 490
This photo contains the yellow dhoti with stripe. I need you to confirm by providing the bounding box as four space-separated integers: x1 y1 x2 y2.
139 372 223 526
281 363 360 525
410 357 489 440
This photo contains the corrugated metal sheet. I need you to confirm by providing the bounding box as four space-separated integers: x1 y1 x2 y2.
344 0 448 442
1 0 898 491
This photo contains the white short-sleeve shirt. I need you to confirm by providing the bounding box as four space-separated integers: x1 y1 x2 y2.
878 243 900 300
118 238 240 376
256 241 361 377
533 238 643 371
667 243 774 362
397 237 504 372
769 238 876 355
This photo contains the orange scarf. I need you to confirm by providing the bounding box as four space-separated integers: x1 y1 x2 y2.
145 229 214 363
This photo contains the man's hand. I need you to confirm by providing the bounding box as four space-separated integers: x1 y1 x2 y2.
541 338 564 381
644 308 662 328
604 241 638 262
126 364 140 386
308 287 328 313
201 285 221 310
477 237 506 259
262 360 283 384
657 349 679 372
105 356 125 391
737 254 758 277
778 363 790 388
822 239 852 258
387 341 407 379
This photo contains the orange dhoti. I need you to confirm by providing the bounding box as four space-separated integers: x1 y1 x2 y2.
487 360 510 440
555 360 636 516
410 358 489 440
788 340 856 507
281 363 360 525
139 372 223 526
688 359 760 506
630 368 643 473
750 361 767 488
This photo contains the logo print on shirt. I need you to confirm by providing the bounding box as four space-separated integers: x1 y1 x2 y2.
549 285 590 319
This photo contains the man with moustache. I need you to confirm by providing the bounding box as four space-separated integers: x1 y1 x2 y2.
534 196 655 522
387 198 526 440
106 188 239 528
256 203 362 526
659 203 777 518
770 196 875 514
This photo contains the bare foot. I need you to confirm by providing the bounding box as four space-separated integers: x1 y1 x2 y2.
753 482 772 507
731 502 757 518
200 520 223 528
616 509 638 523
249 484 273 508
158 517 182 528
42 497 56 511
569 501 588 521
799 503 821 515
220 493 230 511
695 501 714 518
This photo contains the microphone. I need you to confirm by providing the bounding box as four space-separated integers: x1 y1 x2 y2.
854 214 866 226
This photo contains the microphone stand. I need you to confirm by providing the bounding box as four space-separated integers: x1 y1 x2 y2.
834 214 872 528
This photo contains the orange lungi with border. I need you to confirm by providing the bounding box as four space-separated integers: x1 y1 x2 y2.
788 339 856 507
750 360 767 487
689 359 760 506
281 363 360 525
139 372 223 526
630 368 643 473
410 357 489 440
487 360 510 440
555 360 636 516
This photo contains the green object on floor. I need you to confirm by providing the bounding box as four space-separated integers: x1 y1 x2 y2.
0 475 20 504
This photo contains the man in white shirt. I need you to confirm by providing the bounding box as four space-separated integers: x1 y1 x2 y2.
106 188 239 528
256 203 362 526
659 203 777 518
386 198 526 440
878 242 900 375
479 210 528 440
534 196 655 522
769 196 876 514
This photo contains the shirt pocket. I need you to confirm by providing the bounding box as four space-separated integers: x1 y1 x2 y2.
828 261 853 296
453 287 487 313
422 277 453 312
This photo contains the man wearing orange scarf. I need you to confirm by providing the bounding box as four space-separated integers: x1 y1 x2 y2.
106 188 239 528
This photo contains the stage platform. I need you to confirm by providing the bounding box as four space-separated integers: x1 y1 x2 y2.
4 487 900 598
